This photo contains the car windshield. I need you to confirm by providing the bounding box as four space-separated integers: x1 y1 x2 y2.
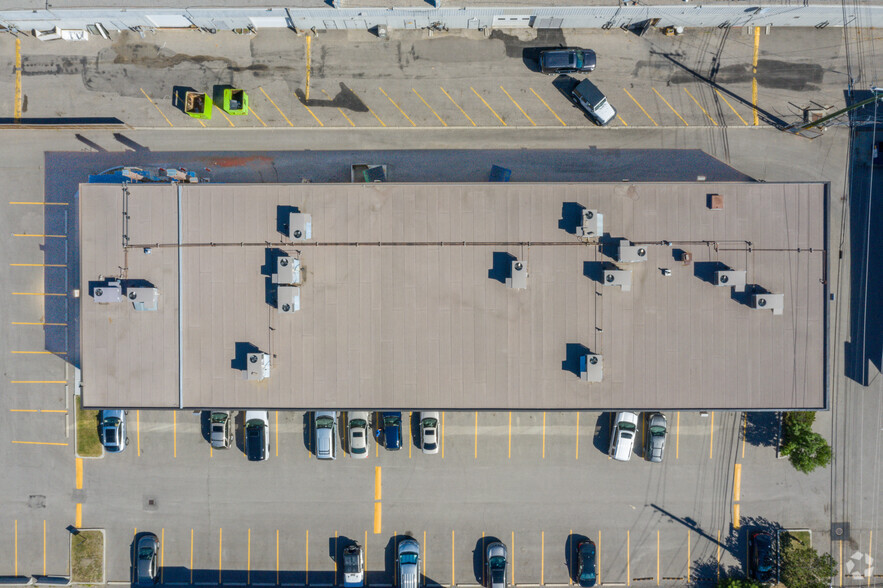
422 418 437 428
489 556 506 569
424 442 437 451
138 547 154 559
580 570 596 581
575 53 584 68
316 416 334 429
596 97 608 110
385 416 401 426
210 413 227 423
400 553 418 565
650 426 666 435
619 421 636 431
351 419 367 428
104 417 120 426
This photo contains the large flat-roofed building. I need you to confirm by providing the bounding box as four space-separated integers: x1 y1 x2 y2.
79 181 827 410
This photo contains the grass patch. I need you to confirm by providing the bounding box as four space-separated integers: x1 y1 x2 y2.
76 396 102 457
71 530 103 583
784 530 812 548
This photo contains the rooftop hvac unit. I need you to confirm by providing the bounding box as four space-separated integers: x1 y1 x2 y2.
288 213 312 241
713 270 747 292
92 281 122 303
245 352 271 381
578 210 603 240
127 287 158 311
580 353 603 382
277 285 301 313
602 268 632 292
506 260 528 290
272 256 301 285
751 293 784 315
617 240 648 263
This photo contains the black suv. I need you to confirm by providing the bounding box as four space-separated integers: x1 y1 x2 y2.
539 48 597 74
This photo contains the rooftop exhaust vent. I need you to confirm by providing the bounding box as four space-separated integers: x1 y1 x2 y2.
272 256 301 285
580 354 603 383
245 352 271 381
127 287 158 311
288 213 312 241
506 260 528 290
92 280 122 303
578 210 603 240
751 293 784 315
617 240 648 263
602 268 632 292
277 286 301 313
713 270 747 292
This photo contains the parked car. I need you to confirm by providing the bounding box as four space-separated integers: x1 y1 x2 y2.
645 412 667 463
397 538 420 588
342 541 364 587
539 48 596 74
378 412 403 450
575 539 597 587
419 411 440 454
209 411 234 449
244 410 270 461
608 412 638 461
749 531 775 582
571 79 617 126
486 541 508 588
315 411 338 460
347 411 370 459
134 532 159 585
98 409 128 453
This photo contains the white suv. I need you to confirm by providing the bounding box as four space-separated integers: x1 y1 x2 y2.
608 412 638 461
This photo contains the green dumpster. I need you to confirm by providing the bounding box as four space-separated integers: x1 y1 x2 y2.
183 91 212 119
221 88 249 115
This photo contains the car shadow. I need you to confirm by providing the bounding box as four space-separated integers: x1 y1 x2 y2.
303 412 314 456
592 412 612 454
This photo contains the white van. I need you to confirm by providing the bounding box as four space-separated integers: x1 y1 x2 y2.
571 80 617 126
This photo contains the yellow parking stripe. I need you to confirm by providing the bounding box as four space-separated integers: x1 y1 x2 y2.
440 87 476 126
12 322 67 326
9 202 68 205
14 39 21 121
530 87 566 126
753 27 760 126
13 440 68 446
351 88 385 127
322 89 356 126
13 234 65 238
298 99 324 127
652 87 688 126
684 88 718 126
715 89 749 126
9 409 67 413
10 263 66 267
500 86 535 126
617 114 629 126
77 456 83 488
141 88 173 127
250 106 268 127
412 88 447 126
259 87 293 127
75 504 81 528
471 87 506 126
733 463 742 500
216 107 235 127
379 87 416 126
12 350 65 355
375 466 382 500
623 88 658 126
374 502 381 534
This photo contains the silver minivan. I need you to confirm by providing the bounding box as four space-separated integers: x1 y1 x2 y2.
397 538 420 588
315 411 338 460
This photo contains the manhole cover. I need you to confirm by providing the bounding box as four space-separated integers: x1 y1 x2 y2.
831 522 850 541
143 497 158 511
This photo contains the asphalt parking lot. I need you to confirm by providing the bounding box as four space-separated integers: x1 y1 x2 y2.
0 21 878 588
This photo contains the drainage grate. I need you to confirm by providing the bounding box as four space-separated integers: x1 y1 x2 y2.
831 522 850 541
144 496 159 511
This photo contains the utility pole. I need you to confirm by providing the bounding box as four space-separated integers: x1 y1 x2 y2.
787 86 883 135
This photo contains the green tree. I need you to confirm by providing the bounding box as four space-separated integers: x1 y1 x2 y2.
716 578 766 588
780 541 837 588
781 412 832 474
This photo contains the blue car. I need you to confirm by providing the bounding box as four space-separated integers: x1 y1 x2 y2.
377 412 402 450
98 409 128 453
